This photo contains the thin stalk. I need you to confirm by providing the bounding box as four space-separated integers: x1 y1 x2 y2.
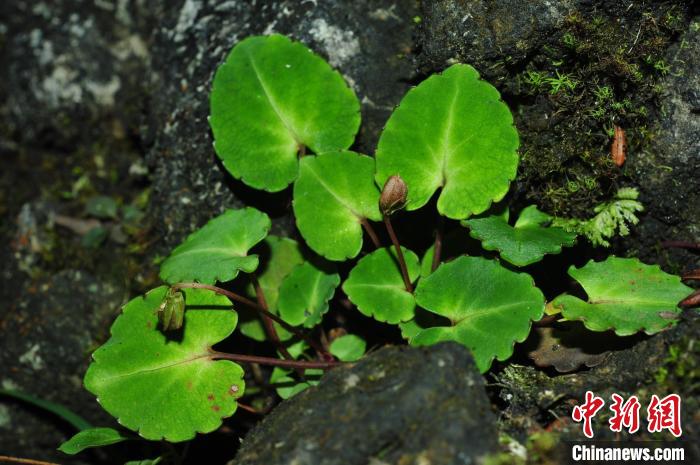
680 289 700 309
683 269 700 281
0 457 61 465
252 275 294 361
533 314 559 327
211 352 342 370
237 401 263 414
432 215 444 272
383 216 413 293
171 282 327 356
360 218 381 248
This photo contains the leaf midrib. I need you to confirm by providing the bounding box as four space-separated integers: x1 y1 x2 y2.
98 351 211 383
587 298 680 307
245 48 301 144
451 300 538 324
172 246 247 260
305 163 364 219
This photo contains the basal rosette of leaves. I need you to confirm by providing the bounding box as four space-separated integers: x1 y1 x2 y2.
70 33 695 458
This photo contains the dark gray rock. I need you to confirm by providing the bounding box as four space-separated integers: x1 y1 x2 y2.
144 0 417 249
417 0 575 78
626 17 700 270
234 343 498 465
0 269 126 464
0 0 152 147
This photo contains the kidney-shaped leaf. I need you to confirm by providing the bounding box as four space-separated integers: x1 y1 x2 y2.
59 427 128 455
278 262 340 327
210 34 360 192
464 205 577 266
412 256 544 372
160 208 270 285
329 334 366 362
552 257 693 336
84 287 245 442
293 151 381 260
375 64 519 219
342 247 420 324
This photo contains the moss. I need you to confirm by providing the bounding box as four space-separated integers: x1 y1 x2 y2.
513 2 691 218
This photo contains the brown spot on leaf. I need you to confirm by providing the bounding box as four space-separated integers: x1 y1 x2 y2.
212 405 220 412
207 394 215 401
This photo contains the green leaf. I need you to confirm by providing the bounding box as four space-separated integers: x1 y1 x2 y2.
342 247 420 324
239 236 303 341
85 196 119 219
552 257 693 336
159 208 270 285
399 308 451 341
412 256 544 372
375 64 519 219
552 187 643 247
210 34 360 191
269 368 323 400
278 262 340 328
293 151 381 260
249 236 304 311
84 287 245 442
329 334 366 362
81 226 109 248
58 427 127 455
0 389 92 431
464 205 577 266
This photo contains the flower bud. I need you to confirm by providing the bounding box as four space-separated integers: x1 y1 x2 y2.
380 175 408 216
158 288 186 331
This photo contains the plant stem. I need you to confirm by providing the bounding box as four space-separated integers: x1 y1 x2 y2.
533 314 559 327
661 241 700 250
0 456 61 465
171 282 327 356
683 269 700 281
432 215 444 272
211 352 342 370
237 401 263 414
251 275 294 361
680 289 700 309
383 216 413 293
360 218 381 248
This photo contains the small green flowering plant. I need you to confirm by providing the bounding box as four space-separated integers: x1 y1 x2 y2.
59 34 695 459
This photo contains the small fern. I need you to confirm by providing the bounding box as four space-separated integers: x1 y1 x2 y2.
553 188 644 247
